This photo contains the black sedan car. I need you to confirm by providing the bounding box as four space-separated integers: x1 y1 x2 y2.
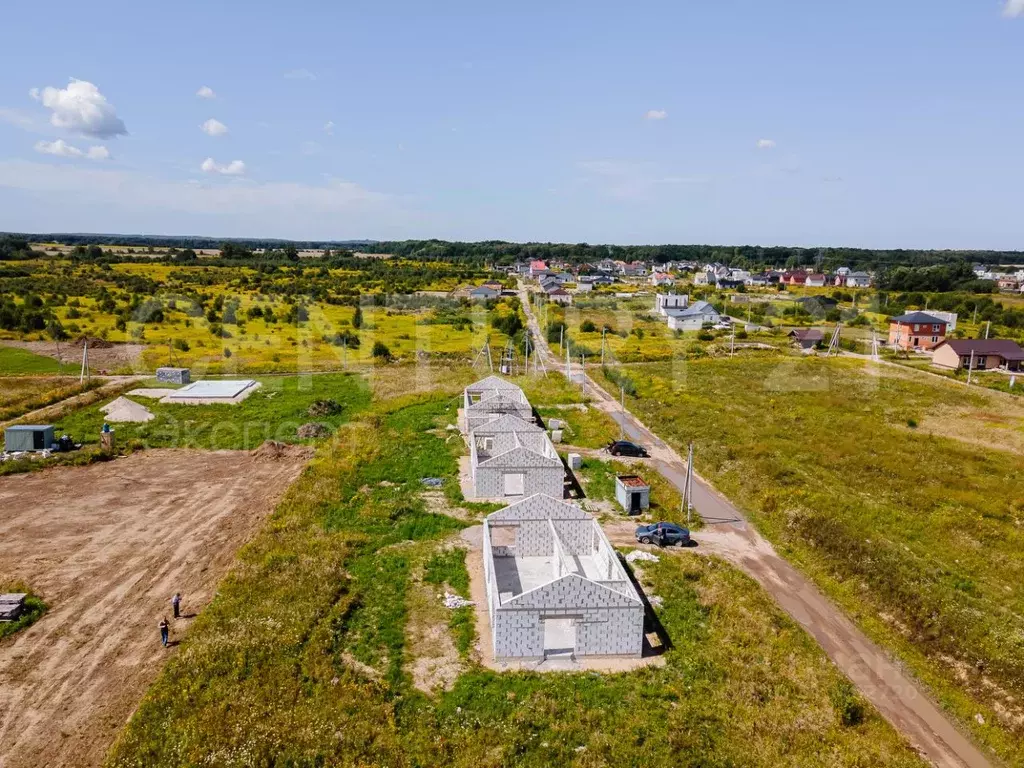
635 522 690 547
607 440 649 457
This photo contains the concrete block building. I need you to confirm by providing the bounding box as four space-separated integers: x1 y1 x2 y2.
468 413 563 499
463 375 534 431
483 495 645 661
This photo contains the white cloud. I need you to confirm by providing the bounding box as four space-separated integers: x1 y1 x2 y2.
284 68 316 80
201 157 246 175
29 79 127 139
200 118 229 137
644 109 668 120
34 139 110 160
196 85 216 99
1003 0 1024 17
757 138 777 149
323 120 335 135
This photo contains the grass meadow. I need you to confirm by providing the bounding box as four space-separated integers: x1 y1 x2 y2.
0 376 99 423
596 356 1024 763
0 345 64 374
106 370 923 768
53 372 371 451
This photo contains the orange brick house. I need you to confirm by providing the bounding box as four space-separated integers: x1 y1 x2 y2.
887 312 948 351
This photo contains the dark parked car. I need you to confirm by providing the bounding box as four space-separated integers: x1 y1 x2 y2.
635 522 690 547
607 440 648 457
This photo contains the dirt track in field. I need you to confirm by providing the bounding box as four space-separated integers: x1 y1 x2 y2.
0 448 308 768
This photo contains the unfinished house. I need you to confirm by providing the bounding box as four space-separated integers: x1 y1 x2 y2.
469 416 564 499
463 375 534 431
483 494 645 661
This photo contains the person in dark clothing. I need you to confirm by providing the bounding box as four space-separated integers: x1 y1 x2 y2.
171 592 181 619
159 617 170 647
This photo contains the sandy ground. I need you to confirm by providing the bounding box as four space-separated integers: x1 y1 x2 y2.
0 340 146 374
518 284 993 768
0 448 308 768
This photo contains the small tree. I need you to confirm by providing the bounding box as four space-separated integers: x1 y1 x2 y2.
372 340 392 361
353 305 363 329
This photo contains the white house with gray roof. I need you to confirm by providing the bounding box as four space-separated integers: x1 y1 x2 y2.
483 495 645 660
665 300 721 331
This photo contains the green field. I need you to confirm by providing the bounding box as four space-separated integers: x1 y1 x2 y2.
0 345 63 374
106 377 923 768
596 357 1024 762
52 373 371 451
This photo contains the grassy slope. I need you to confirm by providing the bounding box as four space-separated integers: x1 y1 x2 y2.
52 373 370 451
0 346 62 374
597 356 1024 762
0 376 97 423
107 376 922 768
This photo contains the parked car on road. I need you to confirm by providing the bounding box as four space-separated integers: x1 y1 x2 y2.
607 440 649 457
635 522 690 547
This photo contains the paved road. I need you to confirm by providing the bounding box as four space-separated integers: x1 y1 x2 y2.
519 286 992 768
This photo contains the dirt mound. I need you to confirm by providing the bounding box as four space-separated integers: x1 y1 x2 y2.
297 422 332 439
307 399 342 417
251 440 315 461
71 336 114 349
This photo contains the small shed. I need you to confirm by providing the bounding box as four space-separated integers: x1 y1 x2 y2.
156 367 191 385
4 425 55 453
615 475 650 515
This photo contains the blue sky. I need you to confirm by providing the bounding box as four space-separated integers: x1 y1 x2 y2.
0 0 1022 248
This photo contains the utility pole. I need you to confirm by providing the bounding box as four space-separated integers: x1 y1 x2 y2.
619 386 625 440
601 327 607 365
580 353 586 395
967 349 975 385
985 321 991 340
730 323 735 356
684 442 694 528
80 339 90 384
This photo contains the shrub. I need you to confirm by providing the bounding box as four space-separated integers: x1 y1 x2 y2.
372 341 393 361
581 320 597 333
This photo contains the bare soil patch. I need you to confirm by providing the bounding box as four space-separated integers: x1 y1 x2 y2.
0 340 145 373
0 448 307 768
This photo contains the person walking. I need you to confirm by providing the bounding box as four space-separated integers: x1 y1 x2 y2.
171 592 181 619
159 617 170 647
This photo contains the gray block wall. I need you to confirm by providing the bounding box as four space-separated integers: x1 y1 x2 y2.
493 609 544 658
516 519 553 557
490 495 589 521
473 465 565 500
575 606 644 656
156 367 191 385
493 603 644 659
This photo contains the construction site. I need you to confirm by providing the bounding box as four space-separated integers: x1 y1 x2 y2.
0 446 309 768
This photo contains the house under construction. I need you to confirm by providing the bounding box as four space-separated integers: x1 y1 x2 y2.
463 376 565 500
483 494 645 660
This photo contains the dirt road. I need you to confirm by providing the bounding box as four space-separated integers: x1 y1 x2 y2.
519 286 991 768
0 449 308 768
